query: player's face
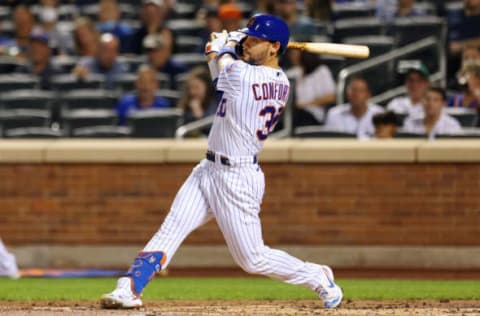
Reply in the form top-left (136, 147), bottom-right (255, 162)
top-left (242, 36), bottom-right (276, 65)
top-left (406, 72), bottom-right (429, 101)
top-left (423, 90), bottom-right (444, 118)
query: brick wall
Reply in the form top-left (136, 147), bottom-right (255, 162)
top-left (1, 163), bottom-right (479, 246)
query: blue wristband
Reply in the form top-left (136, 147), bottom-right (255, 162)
top-left (218, 46), bottom-right (238, 59)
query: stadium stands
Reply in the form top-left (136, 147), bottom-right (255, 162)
top-left (0, 0), bottom-right (476, 139)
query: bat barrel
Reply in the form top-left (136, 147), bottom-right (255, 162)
top-left (287, 42), bottom-right (370, 59)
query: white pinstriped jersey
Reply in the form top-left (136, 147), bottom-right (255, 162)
top-left (208, 60), bottom-right (290, 157)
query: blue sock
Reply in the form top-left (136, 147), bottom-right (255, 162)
top-left (126, 251), bottom-right (166, 295)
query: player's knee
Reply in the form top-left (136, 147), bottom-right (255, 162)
top-left (237, 255), bottom-right (269, 275)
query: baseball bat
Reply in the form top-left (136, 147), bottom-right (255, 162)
top-left (287, 42), bottom-right (370, 59)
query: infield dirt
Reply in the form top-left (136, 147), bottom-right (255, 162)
top-left (1, 300), bottom-right (479, 316)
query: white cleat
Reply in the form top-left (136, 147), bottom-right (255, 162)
top-left (318, 265), bottom-right (343, 309)
top-left (100, 277), bottom-right (143, 309)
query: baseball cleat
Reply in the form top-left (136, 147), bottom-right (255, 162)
top-left (318, 265), bottom-right (343, 309)
top-left (100, 277), bottom-right (143, 309)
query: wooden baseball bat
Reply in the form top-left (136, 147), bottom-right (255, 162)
top-left (287, 42), bottom-right (370, 59)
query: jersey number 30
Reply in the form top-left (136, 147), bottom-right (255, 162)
top-left (256, 105), bottom-right (284, 141)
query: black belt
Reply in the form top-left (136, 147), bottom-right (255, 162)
top-left (206, 150), bottom-right (257, 166)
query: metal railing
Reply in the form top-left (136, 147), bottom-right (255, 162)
top-left (175, 114), bottom-right (215, 139)
top-left (336, 34), bottom-right (446, 104)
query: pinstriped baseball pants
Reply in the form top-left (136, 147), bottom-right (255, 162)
top-left (144, 159), bottom-right (325, 292)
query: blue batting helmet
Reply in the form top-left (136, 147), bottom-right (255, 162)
top-left (240, 14), bottom-right (290, 54)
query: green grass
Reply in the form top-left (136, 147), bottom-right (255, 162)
top-left (0, 278), bottom-right (478, 301)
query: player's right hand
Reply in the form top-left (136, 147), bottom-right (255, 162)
top-left (227, 31), bottom-right (246, 43)
top-left (205, 30), bottom-right (228, 55)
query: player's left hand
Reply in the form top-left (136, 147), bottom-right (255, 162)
top-left (228, 31), bottom-right (246, 43)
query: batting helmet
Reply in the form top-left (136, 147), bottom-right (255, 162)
top-left (240, 14), bottom-right (290, 54)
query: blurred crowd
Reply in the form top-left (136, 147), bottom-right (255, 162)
top-left (0, 0), bottom-right (478, 139)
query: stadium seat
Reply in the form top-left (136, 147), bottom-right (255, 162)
top-left (157, 89), bottom-right (182, 106)
top-left (176, 36), bottom-right (203, 53)
top-left (391, 16), bottom-right (445, 46)
top-left (0, 74), bottom-right (38, 91)
top-left (0, 6), bottom-right (10, 22)
top-left (395, 131), bottom-right (427, 138)
top-left (3, 126), bottom-right (63, 139)
top-left (71, 125), bottom-right (131, 138)
top-left (114, 73), bottom-right (170, 92)
top-left (333, 17), bottom-right (384, 43)
top-left (0, 109), bottom-right (51, 135)
top-left (173, 3), bottom-right (196, 19)
top-left (0, 90), bottom-right (55, 110)
top-left (117, 55), bottom-right (146, 73)
top-left (342, 36), bottom-right (395, 58)
top-left (293, 126), bottom-right (356, 138)
top-left (59, 89), bottom-right (119, 110)
top-left (61, 109), bottom-right (118, 136)
top-left (0, 20), bottom-right (13, 38)
top-left (167, 19), bottom-right (203, 37)
top-left (51, 74), bottom-right (105, 91)
top-left (332, 2), bottom-right (376, 20)
top-left (51, 55), bottom-right (79, 73)
top-left (172, 53), bottom-right (206, 69)
top-left (436, 128), bottom-right (480, 139)
top-left (128, 109), bottom-right (183, 138)
top-left (444, 108), bottom-right (478, 127)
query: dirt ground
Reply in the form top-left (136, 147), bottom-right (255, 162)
top-left (1, 300), bottom-right (479, 316)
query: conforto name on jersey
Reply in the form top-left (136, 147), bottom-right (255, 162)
top-left (252, 82), bottom-right (289, 103)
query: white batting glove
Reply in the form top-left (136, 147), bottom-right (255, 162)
top-left (227, 31), bottom-right (246, 43)
top-left (205, 30), bottom-right (228, 55)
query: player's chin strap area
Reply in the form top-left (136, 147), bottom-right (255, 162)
top-left (126, 251), bottom-right (166, 296)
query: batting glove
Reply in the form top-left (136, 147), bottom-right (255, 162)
top-left (227, 31), bottom-right (246, 43)
top-left (205, 30), bottom-right (228, 55)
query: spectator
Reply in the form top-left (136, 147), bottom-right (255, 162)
top-left (451, 44), bottom-right (480, 89)
top-left (376, 0), bottom-right (428, 24)
top-left (144, 32), bottom-right (187, 89)
top-left (116, 65), bottom-right (171, 125)
top-left (218, 3), bottom-right (243, 32)
top-left (403, 87), bottom-right (462, 139)
top-left (195, 6), bottom-right (222, 53)
top-left (73, 17), bottom-right (99, 57)
top-left (38, 0), bottom-right (75, 56)
top-left (273, 0), bottom-right (317, 41)
top-left (177, 66), bottom-right (217, 135)
top-left (447, 0), bottom-right (480, 80)
top-left (0, 238), bottom-right (19, 279)
top-left (255, 0), bottom-right (275, 14)
top-left (12, 5), bottom-right (35, 60)
top-left (373, 111), bottom-right (401, 138)
top-left (387, 62), bottom-right (430, 117)
top-left (74, 33), bottom-right (129, 90)
top-left (287, 51), bottom-right (336, 126)
top-left (325, 77), bottom-right (384, 139)
top-left (448, 60), bottom-right (480, 114)
top-left (304, 0), bottom-right (332, 21)
top-left (131, 0), bottom-right (169, 54)
top-left (97, 0), bottom-right (134, 54)
top-left (448, 0), bottom-right (480, 56)
top-left (17, 28), bottom-right (62, 90)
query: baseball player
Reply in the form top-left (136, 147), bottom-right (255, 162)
top-left (100, 14), bottom-right (343, 309)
